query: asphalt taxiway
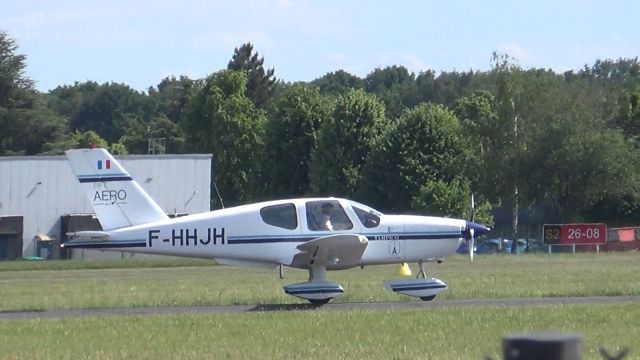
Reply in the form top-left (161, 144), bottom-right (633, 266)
top-left (2, 295), bottom-right (639, 320)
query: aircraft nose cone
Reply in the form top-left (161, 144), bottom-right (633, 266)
top-left (465, 221), bottom-right (491, 237)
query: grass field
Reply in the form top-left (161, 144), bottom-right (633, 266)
top-left (0, 304), bottom-right (637, 359)
top-left (1, 253), bottom-right (639, 359)
top-left (1, 253), bottom-right (639, 311)
top-left (0, 257), bottom-right (212, 272)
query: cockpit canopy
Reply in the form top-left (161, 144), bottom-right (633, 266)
top-left (258, 199), bottom-right (382, 231)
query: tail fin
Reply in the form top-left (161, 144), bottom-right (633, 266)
top-left (65, 148), bottom-right (169, 230)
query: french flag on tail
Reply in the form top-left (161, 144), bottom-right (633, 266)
top-left (97, 160), bottom-right (111, 170)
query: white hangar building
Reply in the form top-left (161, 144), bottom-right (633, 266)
top-left (0, 153), bottom-right (212, 260)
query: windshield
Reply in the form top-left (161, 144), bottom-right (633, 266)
top-left (348, 200), bottom-right (382, 228)
top-left (347, 201), bottom-right (383, 216)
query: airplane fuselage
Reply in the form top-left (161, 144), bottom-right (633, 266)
top-left (76, 198), bottom-right (466, 270)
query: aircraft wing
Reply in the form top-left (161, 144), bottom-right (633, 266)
top-left (290, 233), bottom-right (368, 269)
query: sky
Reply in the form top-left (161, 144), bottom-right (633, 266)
top-left (1, 0), bottom-right (638, 92)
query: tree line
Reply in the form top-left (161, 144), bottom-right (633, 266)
top-left (3, 30), bottom-right (640, 244)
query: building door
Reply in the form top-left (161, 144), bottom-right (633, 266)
top-left (0, 216), bottom-right (23, 260)
top-left (0, 234), bottom-right (8, 260)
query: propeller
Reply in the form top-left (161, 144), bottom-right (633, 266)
top-left (467, 194), bottom-right (475, 261)
top-left (463, 193), bottom-right (491, 261)
top-left (464, 194), bottom-right (491, 261)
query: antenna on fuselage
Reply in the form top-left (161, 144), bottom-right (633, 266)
top-left (213, 179), bottom-right (225, 209)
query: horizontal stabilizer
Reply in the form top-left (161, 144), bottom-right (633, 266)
top-left (62, 239), bottom-right (147, 249)
top-left (66, 231), bottom-right (110, 240)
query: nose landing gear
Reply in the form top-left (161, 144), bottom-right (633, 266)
top-left (384, 259), bottom-right (447, 301)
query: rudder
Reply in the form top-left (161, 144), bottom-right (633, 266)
top-left (65, 148), bottom-right (169, 230)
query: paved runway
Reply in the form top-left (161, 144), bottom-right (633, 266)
top-left (2, 295), bottom-right (639, 320)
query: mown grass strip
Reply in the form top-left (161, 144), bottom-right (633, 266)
top-left (0, 258), bottom-right (214, 272)
top-left (0, 253), bottom-right (638, 311)
top-left (0, 303), bottom-right (637, 359)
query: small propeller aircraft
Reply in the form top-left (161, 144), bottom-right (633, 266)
top-left (62, 148), bottom-right (490, 304)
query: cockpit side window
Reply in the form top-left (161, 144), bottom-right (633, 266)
top-left (306, 200), bottom-right (353, 231)
top-left (260, 203), bottom-right (297, 230)
top-left (353, 206), bottom-right (381, 228)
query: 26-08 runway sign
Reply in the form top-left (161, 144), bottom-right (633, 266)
top-left (543, 223), bottom-right (607, 245)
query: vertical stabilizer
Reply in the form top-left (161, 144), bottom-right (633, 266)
top-left (65, 148), bottom-right (169, 230)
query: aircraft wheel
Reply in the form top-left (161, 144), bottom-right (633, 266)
top-left (420, 295), bottom-right (436, 301)
top-left (308, 298), bottom-right (331, 305)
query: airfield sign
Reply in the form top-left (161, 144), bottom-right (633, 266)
top-left (543, 223), bottom-right (607, 245)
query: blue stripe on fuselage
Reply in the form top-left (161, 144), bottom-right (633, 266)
top-left (226, 232), bottom-right (462, 245)
top-left (227, 236), bottom-right (316, 244)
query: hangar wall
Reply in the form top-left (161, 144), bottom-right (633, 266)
top-left (0, 153), bottom-right (212, 259)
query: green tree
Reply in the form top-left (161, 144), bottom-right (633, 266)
top-left (148, 76), bottom-right (200, 124)
top-left (68, 130), bottom-right (128, 154)
top-left (48, 81), bottom-right (149, 143)
top-left (182, 70), bottom-right (266, 207)
top-left (412, 178), bottom-right (494, 226)
top-left (520, 77), bottom-right (639, 222)
top-left (227, 43), bottom-right (276, 109)
top-left (311, 70), bottom-right (364, 96)
top-left (264, 84), bottom-right (331, 198)
top-left (488, 53), bottom-right (526, 252)
top-left (309, 89), bottom-right (389, 197)
top-left (120, 115), bottom-right (184, 154)
top-left (109, 142), bottom-right (128, 155)
top-left (358, 103), bottom-right (469, 213)
top-left (614, 85), bottom-right (640, 142)
top-left (69, 130), bottom-right (108, 149)
top-left (578, 58), bottom-right (640, 89)
top-left (428, 70), bottom-right (475, 106)
top-left (365, 65), bottom-right (420, 119)
top-left (0, 32), bottom-right (67, 155)
top-left (454, 90), bottom-right (501, 201)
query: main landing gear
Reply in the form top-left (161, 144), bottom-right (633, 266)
top-left (283, 265), bottom-right (343, 305)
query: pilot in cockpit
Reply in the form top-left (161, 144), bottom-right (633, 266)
top-left (319, 202), bottom-right (335, 231)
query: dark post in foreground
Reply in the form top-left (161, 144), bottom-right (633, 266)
top-left (503, 332), bottom-right (582, 360)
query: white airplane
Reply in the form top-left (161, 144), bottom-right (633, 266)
top-left (62, 148), bottom-right (490, 305)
